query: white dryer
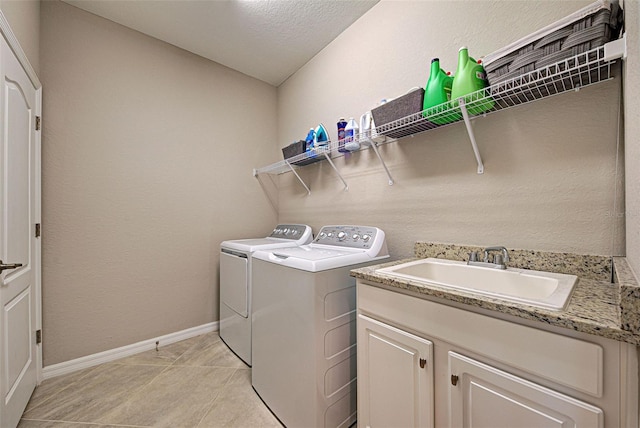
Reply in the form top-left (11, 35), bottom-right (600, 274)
top-left (219, 224), bottom-right (312, 366)
top-left (251, 225), bottom-right (389, 428)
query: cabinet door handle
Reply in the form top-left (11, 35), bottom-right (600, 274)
top-left (451, 374), bottom-right (459, 386)
top-left (419, 358), bottom-right (427, 369)
top-left (0, 261), bottom-right (23, 272)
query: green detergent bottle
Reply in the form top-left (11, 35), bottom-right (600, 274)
top-left (451, 47), bottom-right (494, 115)
top-left (422, 58), bottom-right (460, 125)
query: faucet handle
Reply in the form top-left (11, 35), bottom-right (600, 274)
top-left (484, 246), bottom-right (510, 263)
top-left (468, 251), bottom-right (478, 262)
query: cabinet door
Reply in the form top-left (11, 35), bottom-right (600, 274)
top-left (357, 314), bottom-right (434, 428)
top-left (449, 352), bottom-right (603, 428)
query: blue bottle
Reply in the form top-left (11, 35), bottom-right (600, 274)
top-left (337, 118), bottom-right (348, 152)
top-left (305, 128), bottom-right (315, 150)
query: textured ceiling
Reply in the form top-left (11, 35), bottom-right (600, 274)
top-left (62, 0), bottom-right (380, 86)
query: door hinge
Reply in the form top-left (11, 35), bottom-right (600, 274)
top-left (36, 329), bottom-right (42, 344)
top-left (451, 374), bottom-right (459, 386)
top-left (419, 358), bottom-right (427, 369)
top-left (35, 116), bottom-right (41, 131)
top-left (35, 223), bottom-right (41, 238)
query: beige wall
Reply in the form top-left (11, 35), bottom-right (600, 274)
top-left (0, 0), bottom-right (39, 74)
top-left (33, 0), bottom-right (639, 366)
top-left (40, 1), bottom-right (278, 365)
top-left (276, 0), bottom-right (625, 260)
top-left (624, 1), bottom-right (640, 278)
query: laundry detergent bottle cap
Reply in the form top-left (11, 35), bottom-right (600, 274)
top-left (451, 46), bottom-right (494, 115)
top-left (423, 58), bottom-right (458, 124)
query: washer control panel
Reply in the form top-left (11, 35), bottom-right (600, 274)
top-left (268, 224), bottom-right (310, 240)
top-left (313, 225), bottom-right (380, 249)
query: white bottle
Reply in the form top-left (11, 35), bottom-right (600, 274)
top-left (359, 111), bottom-right (372, 144)
top-left (344, 117), bottom-right (360, 151)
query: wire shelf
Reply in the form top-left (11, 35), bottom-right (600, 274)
top-left (375, 45), bottom-right (615, 138)
top-left (253, 135), bottom-right (389, 176)
top-left (254, 43), bottom-right (620, 178)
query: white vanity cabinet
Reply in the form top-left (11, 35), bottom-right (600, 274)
top-left (357, 315), bottom-right (434, 428)
top-left (356, 280), bottom-right (639, 428)
top-left (449, 352), bottom-right (603, 427)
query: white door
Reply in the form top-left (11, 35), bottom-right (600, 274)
top-left (0, 34), bottom-right (40, 428)
top-left (357, 314), bottom-right (434, 428)
top-left (449, 351), bottom-right (603, 428)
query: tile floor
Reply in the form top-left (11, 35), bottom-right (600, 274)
top-left (19, 332), bottom-right (283, 428)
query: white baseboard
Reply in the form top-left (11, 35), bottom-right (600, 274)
top-left (42, 322), bottom-right (218, 380)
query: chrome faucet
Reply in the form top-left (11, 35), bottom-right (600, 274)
top-left (468, 246), bottom-right (510, 270)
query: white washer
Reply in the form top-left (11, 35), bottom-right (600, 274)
top-left (251, 225), bottom-right (389, 428)
top-left (219, 224), bottom-right (312, 366)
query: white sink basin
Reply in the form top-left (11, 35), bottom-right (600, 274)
top-left (376, 258), bottom-right (578, 310)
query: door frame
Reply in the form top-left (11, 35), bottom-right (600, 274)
top-left (0, 10), bottom-right (42, 383)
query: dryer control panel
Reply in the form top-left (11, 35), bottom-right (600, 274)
top-left (268, 224), bottom-right (311, 240)
top-left (313, 225), bottom-right (381, 249)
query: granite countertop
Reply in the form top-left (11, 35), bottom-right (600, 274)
top-left (351, 242), bottom-right (640, 346)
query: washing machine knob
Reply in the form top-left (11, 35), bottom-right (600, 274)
top-left (352, 234), bottom-right (360, 241)
top-left (337, 231), bottom-right (347, 241)
top-left (362, 234), bottom-right (371, 242)
top-left (292, 229), bottom-right (298, 235)
top-left (327, 232), bottom-right (334, 238)
top-left (319, 232), bottom-right (327, 239)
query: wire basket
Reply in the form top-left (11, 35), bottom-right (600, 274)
top-left (371, 88), bottom-right (427, 138)
top-left (281, 140), bottom-right (323, 166)
top-left (483, 0), bottom-right (622, 86)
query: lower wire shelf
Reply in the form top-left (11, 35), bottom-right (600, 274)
top-left (252, 133), bottom-right (395, 194)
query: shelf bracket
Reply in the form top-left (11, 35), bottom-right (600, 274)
top-left (367, 140), bottom-right (394, 185)
top-left (322, 152), bottom-right (348, 191)
top-left (285, 160), bottom-right (311, 195)
top-left (458, 98), bottom-right (485, 175)
top-left (604, 33), bottom-right (626, 61)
